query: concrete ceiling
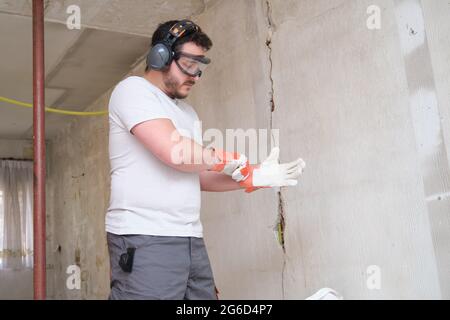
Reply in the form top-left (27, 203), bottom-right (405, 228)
top-left (0, 0), bottom-right (213, 139)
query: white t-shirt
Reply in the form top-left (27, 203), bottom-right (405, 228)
top-left (105, 76), bottom-right (203, 237)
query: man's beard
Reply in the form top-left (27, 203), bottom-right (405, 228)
top-left (163, 72), bottom-right (195, 100)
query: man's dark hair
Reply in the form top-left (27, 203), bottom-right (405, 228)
top-left (145, 20), bottom-right (213, 72)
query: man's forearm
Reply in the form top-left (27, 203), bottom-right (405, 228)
top-left (132, 119), bottom-right (217, 173)
top-left (169, 136), bottom-right (216, 173)
top-left (199, 171), bottom-right (244, 192)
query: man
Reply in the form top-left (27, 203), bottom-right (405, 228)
top-left (106, 20), bottom-right (305, 300)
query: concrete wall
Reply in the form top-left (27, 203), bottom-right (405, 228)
top-left (0, 139), bottom-right (33, 159)
top-left (420, 0), bottom-right (450, 299)
top-left (46, 91), bottom-right (111, 299)
top-left (187, 0), bottom-right (285, 299)
top-left (45, 0), bottom-right (450, 299)
top-left (188, 0), bottom-right (449, 299)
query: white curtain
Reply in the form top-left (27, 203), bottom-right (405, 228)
top-left (0, 160), bottom-right (33, 269)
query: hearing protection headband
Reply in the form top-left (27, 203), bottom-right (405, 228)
top-left (147, 20), bottom-right (202, 71)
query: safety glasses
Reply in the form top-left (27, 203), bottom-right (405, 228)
top-left (174, 52), bottom-right (211, 78)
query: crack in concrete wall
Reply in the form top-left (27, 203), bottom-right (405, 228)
top-left (265, 0), bottom-right (287, 300)
top-left (265, 0), bottom-right (275, 115)
top-left (277, 191), bottom-right (287, 299)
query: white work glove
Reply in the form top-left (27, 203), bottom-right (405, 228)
top-left (233, 147), bottom-right (306, 193)
top-left (209, 149), bottom-right (249, 177)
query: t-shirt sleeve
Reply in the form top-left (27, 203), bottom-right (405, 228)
top-left (109, 80), bottom-right (171, 133)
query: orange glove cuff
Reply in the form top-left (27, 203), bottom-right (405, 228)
top-left (210, 149), bottom-right (240, 172)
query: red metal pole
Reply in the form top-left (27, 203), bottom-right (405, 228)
top-left (32, 0), bottom-right (46, 300)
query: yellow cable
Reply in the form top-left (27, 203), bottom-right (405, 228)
top-left (0, 96), bottom-right (107, 116)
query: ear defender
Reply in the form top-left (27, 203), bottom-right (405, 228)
top-left (147, 20), bottom-right (199, 71)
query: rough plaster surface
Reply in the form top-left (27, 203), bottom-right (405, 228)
top-left (188, 0), bottom-right (284, 299)
top-left (0, 139), bottom-right (33, 159)
top-left (191, 0), bottom-right (448, 299)
top-left (44, 0), bottom-right (450, 299)
top-left (270, 0), bottom-right (443, 299)
top-left (46, 92), bottom-right (111, 299)
top-left (420, 0), bottom-right (450, 299)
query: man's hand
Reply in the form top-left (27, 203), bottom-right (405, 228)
top-left (209, 149), bottom-right (249, 177)
top-left (233, 147), bottom-right (306, 193)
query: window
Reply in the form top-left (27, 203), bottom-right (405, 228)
top-left (0, 160), bottom-right (33, 269)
